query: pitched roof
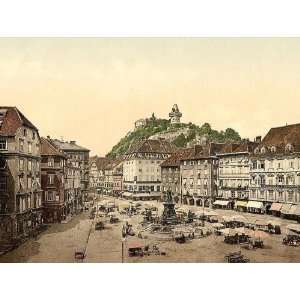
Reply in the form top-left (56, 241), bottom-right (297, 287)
top-left (0, 106), bottom-right (39, 136)
top-left (126, 139), bottom-right (177, 155)
top-left (94, 157), bottom-right (113, 171)
top-left (52, 139), bottom-right (90, 152)
top-left (180, 143), bottom-right (229, 160)
top-left (215, 141), bottom-right (258, 155)
top-left (40, 137), bottom-right (65, 157)
top-left (161, 148), bottom-right (194, 167)
top-left (255, 123), bottom-right (300, 155)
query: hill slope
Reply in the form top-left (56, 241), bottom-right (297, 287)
top-left (106, 115), bottom-right (242, 158)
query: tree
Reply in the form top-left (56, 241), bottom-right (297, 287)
top-left (173, 134), bottom-right (187, 148)
top-left (224, 128), bottom-right (241, 141)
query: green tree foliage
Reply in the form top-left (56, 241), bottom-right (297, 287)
top-left (106, 117), bottom-right (242, 158)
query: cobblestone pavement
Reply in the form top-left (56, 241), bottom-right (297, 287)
top-left (1, 196), bottom-right (300, 263)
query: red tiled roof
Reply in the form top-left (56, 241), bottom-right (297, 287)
top-left (0, 106), bottom-right (38, 136)
top-left (215, 141), bottom-right (259, 155)
top-left (161, 148), bottom-right (194, 167)
top-left (41, 137), bottom-right (65, 157)
top-left (126, 139), bottom-right (177, 155)
top-left (255, 123), bottom-right (300, 155)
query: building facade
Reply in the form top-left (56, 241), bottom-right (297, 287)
top-left (123, 139), bottom-right (176, 200)
top-left (40, 137), bottom-right (67, 223)
top-left (161, 148), bottom-right (193, 203)
top-left (216, 140), bottom-right (258, 210)
top-left (180, 143), bottom-right (223, 207)
top-left (89, 157), bottom-right (113, 194)
top-left (52, 139), bottom-right (90, 207)
top-left (0, 107), bottom-right (43, 245)
top-left (249, 124), bottom-right (300, 215)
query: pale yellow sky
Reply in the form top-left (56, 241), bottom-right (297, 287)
top-left (1, 38), bottom-right (300, 156)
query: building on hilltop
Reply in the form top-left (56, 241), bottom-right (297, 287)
top-left (169, 104), bottom-right (182, 124)
top-left (122, 139), bottom-right (177, 201)
top-left (134, 118), bottom-right (147, 129)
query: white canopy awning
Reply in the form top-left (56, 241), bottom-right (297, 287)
top-left (122, 192), bottom-right (132, 197)
top-left (247, 201), bottom-right (263, 209)
top-left (213, 200), bottom-right (230, 206)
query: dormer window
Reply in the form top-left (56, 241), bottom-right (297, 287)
top-left (261, 147), bottom-right (266, 154)
top-left (271, 146), bottom-right (276, 153)
top-left (254, 147), bottom-right (260, 154)
top-left (285, 143), bottom-right (293, 152)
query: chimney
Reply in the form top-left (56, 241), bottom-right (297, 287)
top-left (47, 135), bottom-right (51, 139)
top-left (255, 136), bottom-right (261, 143)
top-left (70, 141), bottom-right (76, 145)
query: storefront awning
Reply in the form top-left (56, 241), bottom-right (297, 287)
top-left (122, 192), bottom-right (132, 197)
top-left (293, 205), bottom-right (300, 216)
top-left (213, 200), bottom-right (230, 206)
top-left (132, 192), bottom-right (161, 198)
top-left (270, 202), bottom-right (282, 212)
top-left (280, 203), bottom-right (292, 215)
top-left (236, 200), bottom-right (248, 208)
top-left (247, 201), bottom-right (263, 209)
top-left (286, 205), bottom-right (298, 215)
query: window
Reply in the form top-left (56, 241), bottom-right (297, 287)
top-left (48, 175), bottom-right (54, 184)
top-left (28, 142), bottom-right (32, 153)
top-left (269, 190), bottom-right (274, 200)
top-left (0, 177), bottom-right (7, 190)
top-left (28, 160), bottom-right (32, 171)
top-left (288, 191), bottom-right (294, 202)
top-left (19, 139), bottom-right (24, 152)
top-left (36, 143), bottom-right (40, 154)
top-left (32, 132), bottom-right (36, 140)
top-left (278, 191), bottom-right (283, 199)
top-left (278, 175), bottom-right (284, 184)
top-left (48, 158), bottom-right (54, 167)
top-left (0, 139), bottom-right (7, 150)
top-left (19, 159), bottom-right (24, 171)
top-left (27, 177), bottom-right (32, 189)
top-left (47, 191), bottom-right (54, 201)
top-left (23, 129), bottom-right (27, 137)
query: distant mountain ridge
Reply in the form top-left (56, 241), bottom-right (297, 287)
top-left (106, 113), bottom-right (242, 159)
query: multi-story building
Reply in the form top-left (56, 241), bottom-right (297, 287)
top-left (180, 143), bottom-right (223, 207)
top-left (161, 148), bottom-right (193, 203)
top-left (249, 124), bottom-right (300, 216)
top-left (123, 139), bottom-right (176, 201)
top-left (0, 107), bottom-right (43, 245)
top-left (112, 160), bottom-right (123, 197)
top-left (51, 139), bottom-right (90, 207)
top-left (89, 157), bottom-right (112, 194)
top-left (215, 140), bottom-right (259, 211)
top-left (40, 137), bottom-right (67, 223)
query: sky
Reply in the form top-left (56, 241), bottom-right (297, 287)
top-left (1, 37), bottom-right (300, 156)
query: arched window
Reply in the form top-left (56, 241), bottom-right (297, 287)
top-left (261, 147), bottom-right (266, 154)
top-left (254, 147), bottom-right (260, 154)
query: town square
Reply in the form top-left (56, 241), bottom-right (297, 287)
top-left (1, 102), bottom-right (300, 263)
